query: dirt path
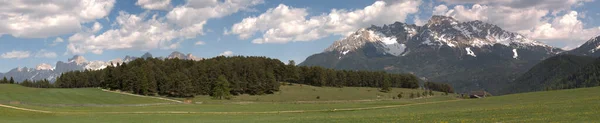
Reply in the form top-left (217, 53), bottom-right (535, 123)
top-left (100, 89), bottom-right (182, 103)
top-left (0, 104), bottom-right (51, 113)
top-left (0, 99), bottom-right (462, 115)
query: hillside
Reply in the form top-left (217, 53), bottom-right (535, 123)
top-left (502, 55), bottom-right (596, 94)
top-left (0, 84), bottom-right (171, 104)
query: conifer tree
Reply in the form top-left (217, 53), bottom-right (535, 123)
top-left (9, 77), bottom-right (14, 84)
top-left (1, 77), bottom-right (7, 84)
top-left (212, 75), bottom-right (231, 100)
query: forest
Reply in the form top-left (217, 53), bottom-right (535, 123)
top-left (49, 56), bottom-right (421, 97)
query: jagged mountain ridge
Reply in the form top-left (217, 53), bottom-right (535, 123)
top-left (0, 51), bottom-right (203, 83)
top-left (301, 15), bottom-right (564, 94)
top-left (564, 36), bottom-right (600, 57)
top-left (325, 16), bottom-right (561, 60)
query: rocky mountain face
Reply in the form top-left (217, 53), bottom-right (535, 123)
top-left (301, 16), bottom-right (563, 94)
top-left (167, 51), bottom-right (203, 61)
top-left (0, 51), bottom-right (203, 83)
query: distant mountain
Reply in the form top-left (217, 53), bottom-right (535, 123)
top-left (141, 52), bottom-right (153, 59)
top-left (300, 15), bottom-right (563, 94)
top-left (502, 55), bottom-right (596, 94)
top-left (0, 51), bottom-right (205, 83)
top-left (167, 51), bottom-right (203, 61)
top-left (167, 51), bottom-right (186, 59)
top-left (564, 36), bottom-right (600, 57)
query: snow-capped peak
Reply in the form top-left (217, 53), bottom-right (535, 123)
top-left (423, 17), bottom-right (550, 49)
top-left (35, 63), bottom-right (54, 71)
top-left (325, 28), bottom-right (407, 56)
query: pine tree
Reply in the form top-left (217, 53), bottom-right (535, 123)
top-left (9, 77), bottom-right (14, 84)
top-left (381, 75), bottom-right (391, 92)
top-left (211, 75), bottom-right (231, 100)
top-left (1, 77), bottom-right (7, 84)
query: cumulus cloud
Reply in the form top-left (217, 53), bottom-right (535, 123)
top-left (195, 41), bottom-right (206, 45)
top-left (229, 0), bottom-right (422, 44)
top-left (50, 37), bottom-right (64, 46)
top-left (91, 22), bottom-right (103, 33)
top-left (35, 49), bottom-right (57, 58)
top-left (0, 0), bottom-right (115, 38)
top-left (1, 50), bottom-right (31, 59)
top-left (219, 50), bottom-right (234, 56)
top-left (136, 0), bottom-right (172, 10)
top-left (66, 0), bottom-right (263, 55)
top-left (440, 0), bottom-right (591, 10)
top-left (67, 12), bottom-right (180, 55)
top-left (167, 0), bottom-right (264, 38)
top-left (527, 11), bottom-right (600, 44)
top-left (434, 0), bottom-right (599, 47)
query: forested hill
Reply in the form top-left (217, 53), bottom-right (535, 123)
top-left (54, 56), bottom-right (421, 97)
top-left (503, 55), bottom-right (600, 94)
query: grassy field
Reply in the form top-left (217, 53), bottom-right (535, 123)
top-left (187, 83), bottom-right (445, 103)
top-left (0, 84), bottom-right (599, 122)
top-left (0, 84), bottom-right (171, 104)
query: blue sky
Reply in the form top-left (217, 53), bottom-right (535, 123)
top-left (1, 0), bottom-right (599, 72)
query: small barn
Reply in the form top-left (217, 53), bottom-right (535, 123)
top-left (469, 91), bottom-right (491, 98)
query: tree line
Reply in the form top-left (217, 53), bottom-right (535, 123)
top-left (424, 81), bottom-right (454, 94)
top-left (0, 77), bottom-right (15, 84)
top-left (53, 56), bottom-right (421, 97)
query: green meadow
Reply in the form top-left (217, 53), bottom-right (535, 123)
top-left (0, 84), bottom-right (599, 122)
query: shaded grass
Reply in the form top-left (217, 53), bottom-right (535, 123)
top-left (187, 83), bottom-right (445, 103)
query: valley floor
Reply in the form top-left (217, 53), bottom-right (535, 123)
top-left (0, 84), bottom-right (599, 122)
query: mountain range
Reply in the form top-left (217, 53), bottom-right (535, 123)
top-left (300, 15), bottom-right (599, 94)
top-left (0, 51), bottom-right (202, 83)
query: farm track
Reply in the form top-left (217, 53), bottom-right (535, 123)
top-left (100, 89), bottom-right (183, 103)
top-left (0, 99), bottom-right (462, 115)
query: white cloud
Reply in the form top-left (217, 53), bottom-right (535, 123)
top-left (136, 0), bottom-right (172, 10)
top-left (167, 0), bottom-right (264, 38)
top-left (195, 40), bottom-right (206, 45)
top-left (34, 49), bottom-right (57, 58)
top-left (0, 0), bottom-right (115, 38)
top-left (91, 22), bottom-right (103, 33)
top-left (1, 50), bottom-right (31, 59)
top-left (526, 11), bottom-right (600, 44)
top-left (219, 50), bottom-right (234, 56)
top-left (440, 0), bottom-right (591, 10)
top-left (67, 12), bottom-right (179, 55)
top-left (229, 0), bottom-right (422, 44)
top-left (66, 0), bottom-right (263, 55)
top-left (433, 5), bottom-right (448, 15)
top-left (50, 37), bottom-right (64, 46)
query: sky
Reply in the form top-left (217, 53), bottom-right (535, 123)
top-left (0, 0), bottom-right (599, 72)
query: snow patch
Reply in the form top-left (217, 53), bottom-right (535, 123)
top-left (512, 49), bottom-right (518, 59)
top-left (380, 36), bottom-right (397, 45)
top-left (342, 50), bottom-right (350, 55)
top-left (466, 47), bottom-right (476, 57)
